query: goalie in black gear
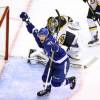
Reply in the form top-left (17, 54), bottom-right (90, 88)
top-left (83, 0), bottom-right (100, 46)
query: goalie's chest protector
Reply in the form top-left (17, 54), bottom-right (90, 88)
top-left (53, 23), bottom-right (75, 47)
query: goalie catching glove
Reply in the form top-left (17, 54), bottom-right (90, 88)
top-left (51, 43), bottom-right (59, 52)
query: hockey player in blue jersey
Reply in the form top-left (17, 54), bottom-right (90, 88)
top-left (20, 12), bottom-right (76, 96)
top-left (27, 15), bottom-right (81, 65)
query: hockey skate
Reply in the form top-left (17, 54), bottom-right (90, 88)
top-left (37, 85), bottom-right (51, 96)
top-left (67, 77), bottom-right (76, 89)
top-left (88, 35), bottom-right (100, 47)
top-left (70, 77), bottom-right (76, 89)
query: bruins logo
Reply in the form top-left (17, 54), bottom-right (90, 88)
top-left (58, 34), bottom-right (66, 44)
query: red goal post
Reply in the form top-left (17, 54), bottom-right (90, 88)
top-left (0, 6), bottom-right (9, 60)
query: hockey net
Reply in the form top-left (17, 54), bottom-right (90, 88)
top-left (0, 6), bottom-right (9, 60)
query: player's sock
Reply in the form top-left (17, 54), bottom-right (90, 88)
top-left (37, 85), bottom-right (51, 96)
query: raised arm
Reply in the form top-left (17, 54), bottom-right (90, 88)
top-left (20, 12), bottom-right (43, 48)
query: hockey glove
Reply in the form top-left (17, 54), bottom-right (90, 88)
top-left (26, 23), bottom-right (35, 33)
top-left (20, 12), bottom-right (29, 22)
top-left (51, 43), bottom-right (59, 52)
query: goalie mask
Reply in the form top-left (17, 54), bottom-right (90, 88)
top-left (47, 17), bottom-right (58, 34)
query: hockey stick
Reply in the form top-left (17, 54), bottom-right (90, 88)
top-left (44, 9), bottom-right (61, 89)
top-left (71, 56), bottom-right (98, 69)
top-left (55, 9), bottom-right (61, 36)
top-left (44, 51), bottom-right (54, 89)
top-left (86, 1), bottom-right (100, 26)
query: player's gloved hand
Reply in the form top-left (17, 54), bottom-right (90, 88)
top-left (26, 23), bottom-right (35, 33)
top-left (83, 0), bottom-right (87, 3)
top-left (20, 12), bottom-right (29, 22)
top-left (51, 43), bottom-right (59, 52)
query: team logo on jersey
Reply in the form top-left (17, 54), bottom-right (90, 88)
top-left (47, 41), bottom-right (53, 45)
top-left (58, 34), bottom-right (66, 44)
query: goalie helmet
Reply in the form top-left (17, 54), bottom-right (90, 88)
top-left (47, 17), bottom-right (58, 34)
top-left (55, 16), bottom-right (67, 28)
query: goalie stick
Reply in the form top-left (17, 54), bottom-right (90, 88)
top-left (71, 56), bottom-right (98, 69)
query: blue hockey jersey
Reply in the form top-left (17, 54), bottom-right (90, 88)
top-left (26, 23), bottom-right (68, 64)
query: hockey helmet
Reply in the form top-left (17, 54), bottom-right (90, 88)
top-left (38, 28), bottom-right (49, 37)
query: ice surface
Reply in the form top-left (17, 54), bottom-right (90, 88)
top-left (0, 58), bottom-right (81, 100)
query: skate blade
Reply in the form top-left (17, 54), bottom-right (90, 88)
top-left (88, 41), bottom-right (100, 47)
top-left (37, 92), bottom-right (50, 97)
